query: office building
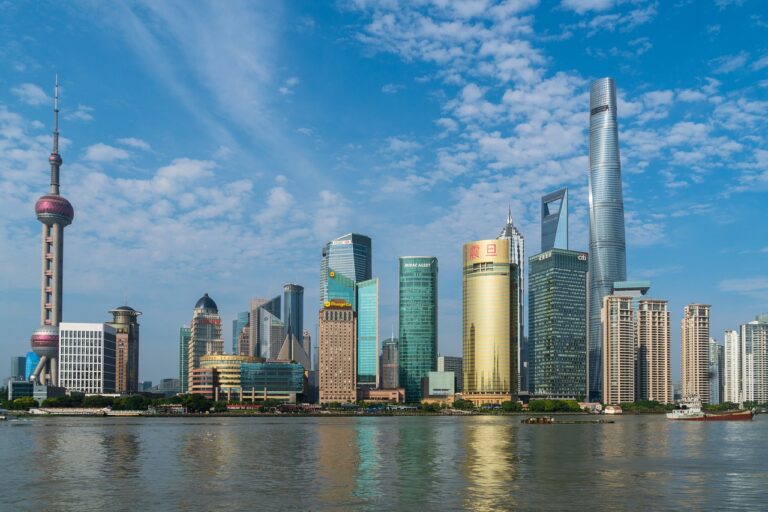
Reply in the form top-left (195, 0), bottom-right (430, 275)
top-left (25, 352), bottom-right (41, 380)
top-left (498, 209), bottom-right (525, 393)
top-left (601, 296), bottom-right (635, 405)
top-left (200, 353), bottom-right (259, 401)
top-left (541, 188), bottom-right (569, 252)
top-left (462, 240), bottom-right (516, 405)
top-left (302, 330), bottom-right (311, 356)
top-left (528, 249), bottom-right (588, 399)
top-left (319, 300), bottom-right (357, 404)
top-left (356, 278), bottom-right (379, 389)
top-left (741, 314), bottom-right (768, 404)
top-left (11, 357), bottom-right (26, 380)
top-left (232, 311), bottom-right (249, 354)
top-left (108, 305), bottom-right (142, 394)
top-left (179, 326), bottom-right (191, 393)
top-left (277, 284), bottom-right (311, 369)
top-left (188, 293), bottom-right (223, 391)
top-left (241, 361), bottom-right (305, 402)
top-left (380, 338), bottom-right (399, 389)
top-left (587, 77), bottom-right (628, 402)
top-left (29, 79), bottom-right (75, 387)
top-left (320, 233), bottom-right (372, 305)
top-left (248, 296), bottom-right (283, 359)
top-left (421, 371), bottom-right (455, 402)
top-left (724, 330), bottom-right (741, 404)
top-left (708, 338), bottom-right (724, 405)
top-left (399, 256), bottom-right (438, 402)
top-left (190, 368), bottom-right (217, 400)
top-left (636, 299), bottom-right (672, 404)
top-left (682, 304), bottom-right (711, 403)
top-left (438, 355), bottom-right (463, 393)
top-left (58, 322), bottom-right (116, 394)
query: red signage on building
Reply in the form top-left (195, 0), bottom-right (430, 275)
top-left (469, 245), bottom-right (480, 259)
top-left (486, 244), bottom-right (496, 256)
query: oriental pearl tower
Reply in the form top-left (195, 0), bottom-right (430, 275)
top-left (29, 77), bottom-right (74, 386)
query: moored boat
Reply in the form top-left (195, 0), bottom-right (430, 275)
top-left (666, 396), bottom-right (753, 421)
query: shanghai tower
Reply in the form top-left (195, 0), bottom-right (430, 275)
top-left (29, 77), bottom-right (74, 386)
top-left (587, 77), bottom-right (626, 402)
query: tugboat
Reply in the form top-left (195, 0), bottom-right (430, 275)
top-left (666, 396), bottom-right (754, 421)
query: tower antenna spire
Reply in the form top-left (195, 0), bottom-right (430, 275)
top-left (507, 204), bottom-right (513, 225)
top-left (49, 75), bottom-right (62, 194)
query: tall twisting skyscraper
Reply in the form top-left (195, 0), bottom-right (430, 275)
top-left (587, 77), bottom-right (627, 402)
top-left (498, 209), bottom-right (525, 392)
top-left (30, 78), bottom-right (75, 386)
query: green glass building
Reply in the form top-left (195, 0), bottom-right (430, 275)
top-left (528, 249), bottom-right (588, 400)
top-left (357, 278), bottom-right (379, 388)
top-left (399, 256), bottom-right (438, 402)
top-left (179, 325), bottom-right (191, 393)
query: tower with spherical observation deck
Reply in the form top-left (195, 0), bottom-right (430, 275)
top-left (29, 77), bottom-right (74, 386)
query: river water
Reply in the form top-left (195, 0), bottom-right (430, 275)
top-left (1, 414), bottom-right (766, 511)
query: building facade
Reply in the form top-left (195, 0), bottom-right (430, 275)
top-left (587, 77), bottom-right (628, 402)
top-left (249, 296), bottom-right (283, 359)
top-left (528, 249), bottom-right (588, 400)
top-left (399, 256), bottom-right (438, 403)
top-left (741, 315), bottom-right (768, 404)
top-left (682, 304), bottom-right (711, 403)
top-left (320, 233), bottom-right (372, 305)
top-left (200, 353), bottom-right (260, 401)
top-left (356, 278), bottom-right (379, 389)
top-left (58, 322), bottom-right (116, 394)
top-left (498, 210), bottom-right (525, 393)
top-left (188, 294), bottom-right (223, 391)
top-left (232, 311), bottom-right (249, 354)
top-left (438, 355), bottom-right (463, 393)
top-left (30, 79), bottom-right (75, 387)
top-left (636, 299), bottom-right (672, 403)
top-left (25, 352), bottom-right (41, 380)
top-left (541, 188), bottom-right (569, 252)
top-left (724, 329), bottom-right (741, 404)
top-left (319, 301), bottom-right (357, 404)
top-left (708, 338), bottom-right (724, 405)
top-left (277, 284), bottom-right (311, 369)
top-left (462, 239), bottom-right (517, 405)
top-left (380, 338), bottom-right (399, 389)
top-left (108, 305), bottom-right (142, 394)
top-left (11, 357), bottom-right (26, 380)
top-left (241, 361), bottom-right (305, 401)
top-left (601, 296), bottom-right (635, 405)
top-left (179, 326), bottom-right (191, 393)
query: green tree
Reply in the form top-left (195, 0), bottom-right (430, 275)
top-left (212, 401), bottom-right (228, 413)
top-left (501, 400), bottom-right (522, 412)
top-left (82, 395), bottom-right (114, 408)
top-left (453, 399), bottom-right (475, 411)
top-left (12, 397), bottom-right (37, 410)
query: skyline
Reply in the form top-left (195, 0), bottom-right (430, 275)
top-left (1, 1), bottom-right (768, 384)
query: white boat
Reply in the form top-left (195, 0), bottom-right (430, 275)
top-left (666, 397), bottom-right (704, 420)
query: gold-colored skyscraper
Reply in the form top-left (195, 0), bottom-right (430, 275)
top-left (637, 299), bottom-right (672, 404)
top-left (462, 238), bottom-right (518, 405)
top-left (682, 304), bottom-right (711, 402)
top-left (319, 300), bottom-right (357, 404)
top-left (601, 295), bottom-right (635, 405)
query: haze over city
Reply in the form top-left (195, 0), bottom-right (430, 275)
top-left (1, 0), bottom-right (767, 384)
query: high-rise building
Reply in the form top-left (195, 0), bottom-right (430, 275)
top-left (541, 188), bottom-right (569, 252)
top-left (438, 355), bottom-right (463, 393)
top-left (29, 78), bottom-right (75, 387)
top-left (528, 249), bottom-right (588, 400)
top-left (498, 210), bottom-right (525, 393)
top-left (200, 353), bottom-right (260, 401)
top-left (682, 304), bottom-right (711, 403)
top-left (380, 338), bottom-right (399, 389)
top-left (249, 296), bottom-right (282, 359)
top-left (601, 296), bottom-right (635, 405)
top-left (320, 233), bottom-right (372, 305)
top-left (587, 77), bottom-right (628, 402)
top-left (724, 329), bottom-right (741, 404)
top-left (108, 305), bottom-right (142, 394)
top-left (241, 361), bottom-right (305, 402)
top-left (24, 352), bottom-right (41, 381)
top-left (179, 326), bottom-right (191, 393)
top-left (636, 299), bottom-right (672, 404)
top-left (232, 311), bottom-right (249, 354)
top-left (302, 330), bottom-right (311, 356)
top-left (188, 294), bottom-right (223, 391)
top-left (277, 284), bottom-right (310, 369)
top-left (11, 357), bottom-right (26, 380)
top-left (399, 256), bottom-right (438, 403)
top-left (59, 322), bottom-right (116, 394)
top-left (356, 278), bottom-right (378, 389)
top-left (319, 300), bottom-right (357, 404)
top-left (708, 338), bottom-right (724, 405)
top-left (462, 240), bottom-right (517, 405)
top-left (741, 314), bottom-right (768, 404)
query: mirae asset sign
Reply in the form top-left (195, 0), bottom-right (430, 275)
top-left (403, 262), bottom-right (434, 268)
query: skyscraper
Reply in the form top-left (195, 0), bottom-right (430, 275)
top-left (356, 278), bottom-right (379, 388)
top-left (462, 240), bottom-right (517, 405)
top-left (587, 77), bottom-right (627, 402)
top-left (741, 314), bottom-right (768, 404)
top-left (10, 357), bottom-right (26, 380)
top-left (528, 249), bottom-right (588, 399)
top-left (380, 338), bottom-right (399, 389)
top-left (601, 296), bottom-right (635, 405)
top-left (708, 338), bottom-right (724, 405)
top-left (399, 256), bottom-right (438, 402)
top-left (277, 284), bottom-right (310, 369)
top-left (59, 323), bottom-right (116, 394)
top-left (29, 78), bottom-right (75, 387)
top-left (724, 329), bottom-right (741, 404)
top-left (248, 296), bottom-right (282, 359)
top-left (179, 326), bottom-right (190, 393)
top-left (438, 355), bottom-right (463, 393)
top-left (682, 304), bottom-right (711, 403)
top-left (188, 293), bottom-right (223, 391)
top-left (320, 233), bottom-right (372, 305)
top-left (498, 209), bottom-right (525, 393)
top-left (319, 300), bottom-right (357, 404)
top-left (636, 299), bottom-right (672, 404)
top-left (232, 311), bottom-right (249, 354)
top-left (541, 188), bottom-right (568, 252)
top-left (108, 305), bottom-right (142, 394)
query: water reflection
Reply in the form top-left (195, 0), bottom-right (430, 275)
top-left (462, 417), bottom-right (518, 511)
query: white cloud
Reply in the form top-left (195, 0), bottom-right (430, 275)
top-left (11, 83), bottom-right (50, 106)
top-left (279, 76), bottom-right (300, 95)
top-left (561, 0), bottom-right (614, 14)
top-left (710, 51), bottom-right (750, 74)
top-left (83, 143), bottom-right (131, 162)
top-left (381, 83), bottom-right (404, 94)
top-left (117, 137), bottom-right (151, 151)
top-left (752, 54), bottom-right (768, 71)
top-left (66, 104), bottom-right (94, 122)
top-left (386, 136), bottom-right (421, 153)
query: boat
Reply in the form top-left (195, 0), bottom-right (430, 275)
top-left (666, 396), bottom-right (754, 421)
top-left (604, 405), bottom-right (623, 415)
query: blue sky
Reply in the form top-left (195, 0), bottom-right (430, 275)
top-left (1, 0), bottom-right (766, 384)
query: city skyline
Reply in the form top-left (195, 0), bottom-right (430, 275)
top-left (1, 2), bottom-right (767, 384)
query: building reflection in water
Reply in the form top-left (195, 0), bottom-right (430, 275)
top-left (461, 417), bottom-right (518, 511)
top-left (353, 419), bottom-right (383, 501)
top-left (316, 419), bottom-right (361, 509)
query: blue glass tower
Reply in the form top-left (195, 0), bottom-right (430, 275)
top-left (356, 278), bottom-right (379, 388)
top-left (283, 284), bottom-right (304, 347)
top-left (320, 233), bottom-right (372, 305)
top-left (587, 77), bottom-right (627, 402)
top-left (232, 311), bottom-right (249, 354)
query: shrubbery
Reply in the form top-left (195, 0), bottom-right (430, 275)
top-left (528, 399), bottom-right (582, 413)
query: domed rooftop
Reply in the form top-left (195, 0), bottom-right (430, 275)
top-left (115, 305), bottom-right (135, 311)
top-left (35, 194), bottom-right (74, 226)
top-left (195, 293), bottom-right (218, 311)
